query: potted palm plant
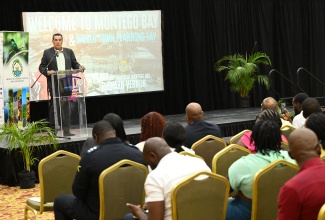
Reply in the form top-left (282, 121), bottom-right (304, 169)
top-left (215, 51), bottom-right (272, 107)
top-left (0, 119), bottom-right (58, 189)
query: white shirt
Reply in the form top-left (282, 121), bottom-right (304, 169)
top-left (145, 152), bottom-right (211, 220)
top-left (56, 49), bottom-right (66, 70)
top-left (292, 111), bottom-right (306, 129)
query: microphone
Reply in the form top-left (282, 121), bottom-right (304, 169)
top-left (31, 50), bottom-right (58, 88)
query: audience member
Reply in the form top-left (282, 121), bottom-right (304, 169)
top-left (261, 97), bottom-right (292, 126)
top-left (226, 120), bottom-right (295, 220)
top-left (305, 112), bottom-right (325, 157)
top-left (136, 111), bottom-right (165, 151)
top-left (236, 109), bottom-right (287, 153)
top-left (162, 121), bottom-right (195, 154)
top-left (291, 93), bottom-right (309, 128)
top-left (124, 137), bottom-right (210, 220)
top-left (183, 102), bottom-right (221, 148)
top-left (302, 97), bottom-right (323, 119)
top-left (54, 120), bottom-right (145, 220)
top-left (80, 113), bottom-right (130, 156)
top-left (278, 128), bottom-right (325, 220)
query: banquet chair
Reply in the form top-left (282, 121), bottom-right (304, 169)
top-left (212, 144), bottom-right (250, 197)
top-left (251, 159), bottom-right (299, 220)
top-left (24, 150), bottom-right (81, 220)
top-left (171, 171), bottom-right (229, 220)
top-left (212, 144), bottom-right (251, 177)
top-left (191, 135), bottom-right (227, 169)
top-left (98, 159), bottom-right (148, 220)
top-left (318, 203), bottom-right (325, 220)
top-left (229, 129), bottom-right (251, 145)
top-left (280, 125), bottom-right (295, 140)
top-left (321, 154), bottom-right (325, 162)
top-left (179, 151), bottom-right (204, 161)
top-left (280, 141), bottom-right (289, 151)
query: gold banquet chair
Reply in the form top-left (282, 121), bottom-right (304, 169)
top-left (24, 150), bottom-right (81, 220)
top-left (229, 129), bottom-right (251, 145)
top-left (171, 171), bottom-right (230, 220)
top-left (318, 203), bottom-right (325, 220)
top-left (212, 144), bottom-right (251, 177)
top-left (98, 159), bottom-right (148, 220)
top-left (280, 125), bottom-right (296, 140)
top-left (179, 151), bottom-right (205, 161)
top-left (191, 135), bottom-right (227, 169)
top-left (280, 141), bottom-right (289, 151)
top-left (251, 159), bottom-right (299, 220)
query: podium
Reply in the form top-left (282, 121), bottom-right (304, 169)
top-left (51, 70), bottom-right (87, 137)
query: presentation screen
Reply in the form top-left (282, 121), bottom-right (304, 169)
top-left (22, 11), bottom-right (164, 101)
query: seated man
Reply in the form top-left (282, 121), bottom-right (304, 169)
top-left (291, 93), bottom-right (309, 128)
top-left (261, 97), bottom-right (292, 127)
top-left (125, 137), bottom-right (211, 220)
top-left (54, 120), bottom-right (145, 220)
top-left (302, 97), bottom-right (323, 119)
top-left (183, 102), bottom-right (221, 148)
top-left (278, 128), bottom-right (325, 220)
top-left (304, 112), bottom-right (325, 157)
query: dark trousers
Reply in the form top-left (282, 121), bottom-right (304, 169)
top-left (49, 89), bottom-right (71, 132)
top-left (54, 194), bottom-right (98, 220)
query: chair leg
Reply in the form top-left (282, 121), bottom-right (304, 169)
top-left (24, 205), bottom-right (38, 220)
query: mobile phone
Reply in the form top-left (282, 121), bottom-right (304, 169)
top-left (281, 103), bottom-right (286, 114)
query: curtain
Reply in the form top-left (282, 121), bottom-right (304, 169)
top-left (1, 0), bottom-right (324, 123)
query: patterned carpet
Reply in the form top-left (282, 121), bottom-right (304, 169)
top-left (0, 184), bottom-right (54, 220)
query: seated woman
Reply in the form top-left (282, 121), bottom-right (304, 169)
top-left (226, 119), bottom-right (295, 220)
top-left (136, 111), bottom-right (165, 152)
top-left (237, 109), bottom-right (287, 153)
top-left (162, 121), bottom-right (195, 154)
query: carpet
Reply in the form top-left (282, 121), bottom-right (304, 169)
top-left (0, 184), bottom-right (54, 220)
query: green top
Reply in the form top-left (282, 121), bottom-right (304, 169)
top-left (228, 150), bottom-right (295, 199)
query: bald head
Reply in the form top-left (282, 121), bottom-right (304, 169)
top-left (143, 137), bottom-right (172, 170)
top-left (288, 128), bottom-right (320, 167)
top-left (261, 97), bottom-right (278, 111)
top-left (185, 102), bottom-right (203, 124)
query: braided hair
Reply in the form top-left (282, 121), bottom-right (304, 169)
top-left (140, 112), bottom-right (165, 142)
top-left (251, 119), bottom-right (282, 155)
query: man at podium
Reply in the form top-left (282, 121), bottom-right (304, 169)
top-left (39, 33), bottom-right (85, 136)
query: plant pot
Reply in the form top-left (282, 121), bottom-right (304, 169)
top-left (18, 169), bottom-right (35, 189)
top-left (239, 96), bottom-right (251, 108)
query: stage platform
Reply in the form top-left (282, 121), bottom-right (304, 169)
top-left (57, 107), bottom-right (260, 145)
top-left (0, 107), bottom-right (260, 186)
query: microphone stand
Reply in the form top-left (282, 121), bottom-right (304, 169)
top-left (31, 51), bottom-right (58, 88)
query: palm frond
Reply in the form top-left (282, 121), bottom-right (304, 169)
top-left (215, 49), bottom-right (272, 97)
top-left (0, 119), bottom-right (57, 171)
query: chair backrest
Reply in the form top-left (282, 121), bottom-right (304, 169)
top-left (212, 144), bottom-right (251, 177)
top-left (98, 159), bottom-right (148, 220)
top-left (318, 203), bottom-right (325, 220)
top-left (191, 135), bottom-right (227, 169)
top-left (321, 155), bottom-right (325, 163)
top-left (179, 151), bottom-right (204, 161)
top-left (251, 159), bottom-right (299, 220)
top-left (171, 171), bottom-right (229, 220)
top-left (280, 125), bottom-right (295, 140)
top-left (229, 129), bottom-right (251, 145)
top-left (280, 141), bottom-right (289, 151)
top-left (39, 150), bottom-right (80, 213)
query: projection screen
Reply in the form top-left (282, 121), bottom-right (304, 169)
top-left (22, 11), bottom-right (163, 101)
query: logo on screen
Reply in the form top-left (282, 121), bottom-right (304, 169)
top-left (12, 59), bottom-right (23, 77)
top-left (119, 60), bottom-right (128, 73)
